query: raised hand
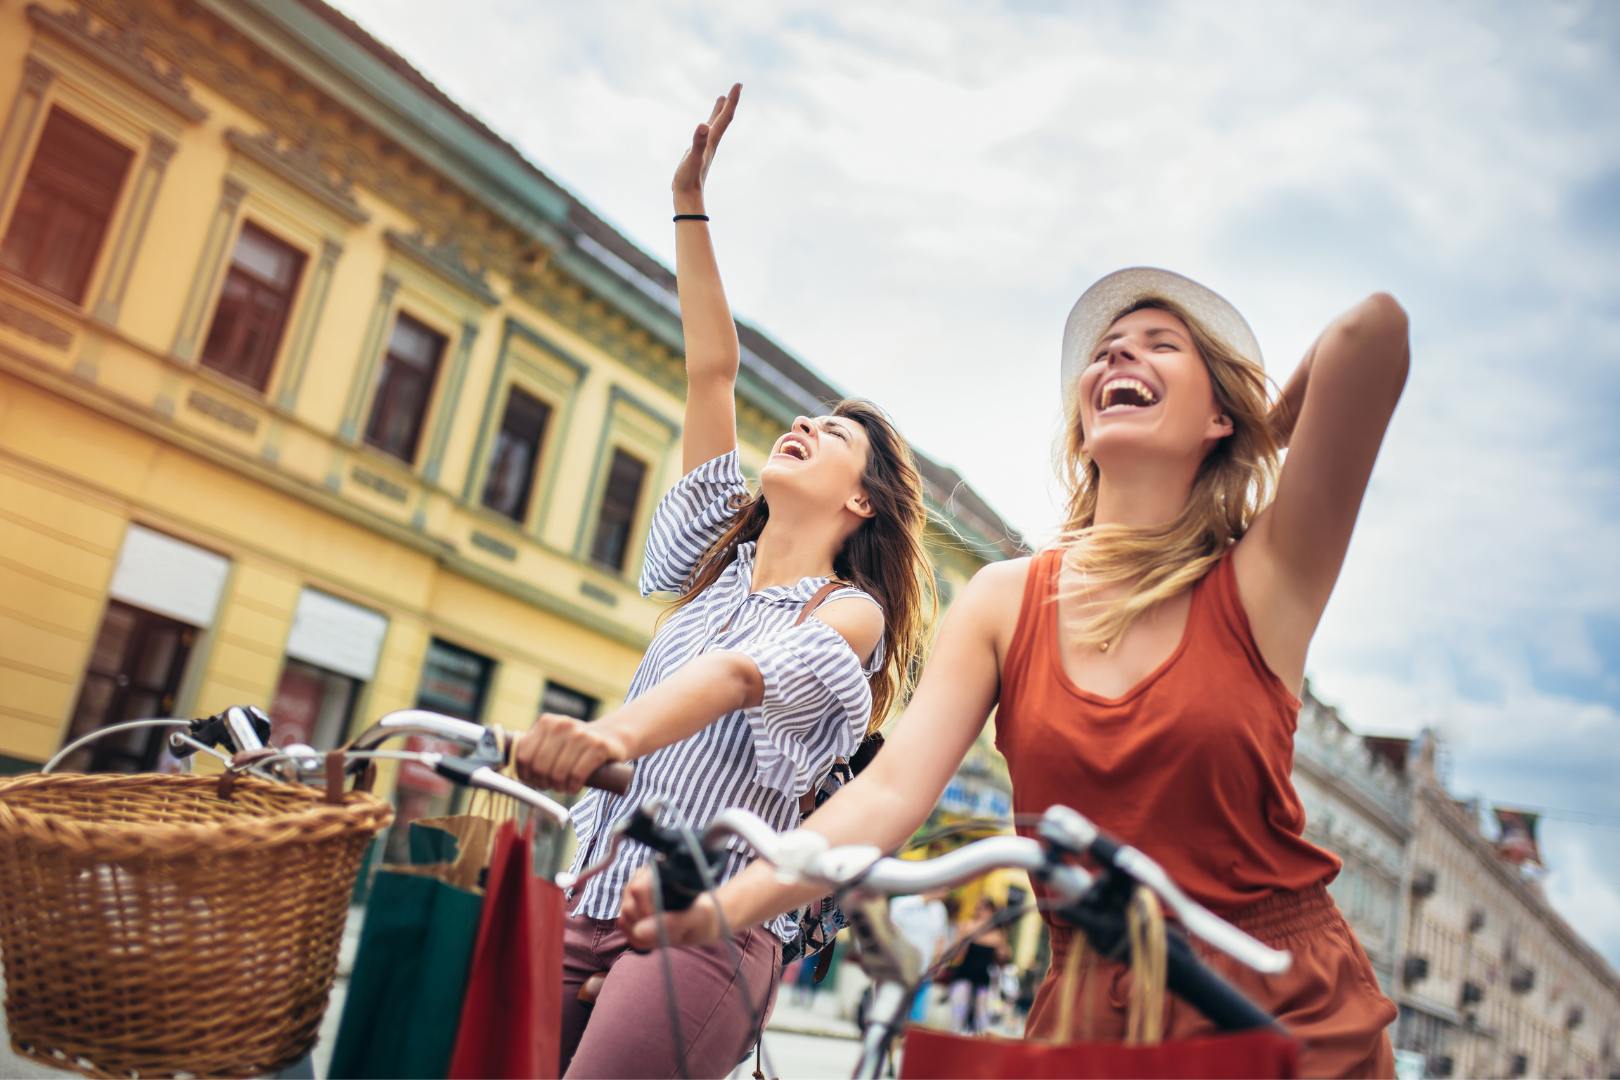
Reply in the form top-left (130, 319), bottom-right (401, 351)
top-left (672, 82), bottom-right (741, 213)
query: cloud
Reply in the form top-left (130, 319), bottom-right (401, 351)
top-left (328, 0), bottom-right (1620, 963)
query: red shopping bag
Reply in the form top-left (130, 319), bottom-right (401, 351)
top-left (902, 886), bottom-right (1298, 1079)
top-left (899, 1026), bottom-right (1299, 1078)
top-left (447, 817), bottom-right (565, 1079)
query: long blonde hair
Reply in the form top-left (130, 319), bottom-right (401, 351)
top-left (1057, 297), bottom-right (1281, 648)
top-left (666, 399), bottom-right (936, 731)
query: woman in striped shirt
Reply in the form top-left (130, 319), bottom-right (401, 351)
top-left (512, 83), bottom-right (934, 1078)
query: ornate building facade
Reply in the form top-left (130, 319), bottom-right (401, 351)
top-left (1291, 684), bottom-right (1411, 995)
top-left (1395, 743), bottom-right (1620, 1079)
top-left (0, 0), bottom-right (1020, 848)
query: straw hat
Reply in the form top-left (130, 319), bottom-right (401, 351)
top-left (1061, 267), bottom-right (1262, 393)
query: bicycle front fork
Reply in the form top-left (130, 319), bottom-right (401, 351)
top-left (854, 980), bottom-right (911, 1079)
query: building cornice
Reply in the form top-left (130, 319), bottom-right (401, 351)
top-left (224, 127), bottom-right (369, 226)
top-left (385, 229), bottom-right (500, 308)
top-left (73, 0), bottom-right (1024, 558)
top-left (1294, 738), bottom-right (1410, 838)
top-left (28, 3), bottom-right (207, 124)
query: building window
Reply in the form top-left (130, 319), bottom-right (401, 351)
top-left (386, 638), bottom-right (494, 861)
top-left (199, 222), bottom-right (306, 392)
top-left (541, 680), bottom-right (598, 722)
top-left (268, 659), bottom-right (359, 750)
top-left (589, 448), bottom-right (647, 572)
top-left (58, 600), bottom-right (195, 773)
top-left (480, 387), bottom-right (552, 522)
top-left (364, 312), bottom-right (444, 464)
top-left (415, 638), bottom-right (492, 722)
top-left (0, 107), bottom-right (133, 304)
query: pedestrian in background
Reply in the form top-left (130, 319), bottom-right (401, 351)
top-left (947, 898), bottom-right (1010, 1035)
top-left (890, 887), bottom-right (951, 1024)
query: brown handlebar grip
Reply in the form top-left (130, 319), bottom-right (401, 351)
top-left (585, 762), bottom-right (633, 795)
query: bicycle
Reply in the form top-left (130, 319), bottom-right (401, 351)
top-left (0, 705), bottom-right (626, 1079)
top-left (566, 799), bottom-right (1297, 1079)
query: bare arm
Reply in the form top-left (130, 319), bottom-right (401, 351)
top-left (673, 84), bottom-right (743, 473)
top-left (620, 564), bottom-right (1010, 946)
top-left (512, 597), bottom-right (883, 792)
top-left (1267, 342), bottom-right (1314, 450)
top-left (1237, 293), bottom-right (1410, 687)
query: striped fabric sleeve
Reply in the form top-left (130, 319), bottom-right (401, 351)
top-left (733, 614), bottom-right (879, 797)
top-left (637, 449), bottom-right (749, 597)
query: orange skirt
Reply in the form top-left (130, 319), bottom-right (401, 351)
top-left (1027, 884), bottom-right (1397, 1079)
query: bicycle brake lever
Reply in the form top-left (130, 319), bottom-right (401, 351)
top-left (1110, 846), bottom-right (1291, 974)
top-left (171, 705), bottom-right (272, 758)
top-left (433, 755), bottom-right (569, 825)
top-left (808, 842), bottom-right (885, 891)
top-left (1038, 805), bottom-right (1290, 975)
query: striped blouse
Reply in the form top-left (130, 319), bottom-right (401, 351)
top-left (567, 449), bottom-right (884, 941)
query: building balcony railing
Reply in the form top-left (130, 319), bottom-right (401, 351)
top-left (1293, 724), bottom-right (1410, 822)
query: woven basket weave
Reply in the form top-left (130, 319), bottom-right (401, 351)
top-left (0, 771), bottom-right (393, 1079)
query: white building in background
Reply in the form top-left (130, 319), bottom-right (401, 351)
top-left (1291, 685), bottom-right (1411, 994)
top-left (1394, 741), bottom-right (1620, 1080)
top-left (1290, 687), bottom-right (1620, 1079)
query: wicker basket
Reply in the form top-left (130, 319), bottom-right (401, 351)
top-left (0, 771), bottom-right (393, 1079)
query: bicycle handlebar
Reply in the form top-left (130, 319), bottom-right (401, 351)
top-left (350, 709), bottom-right (634, 795)
top-left (698, 806), bottom-right (1290, 977)
top-left (63, 705), bottom-right (637, 824)
top-left (562, 800), bottom-right (1293, 1039)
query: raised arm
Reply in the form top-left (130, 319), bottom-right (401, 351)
top-left (619, 562), bottom-right (1014, 947)
top-left (673, 83), bottom-right (743, 473)
top-left (1237, 292), bottom-right (1410, 687)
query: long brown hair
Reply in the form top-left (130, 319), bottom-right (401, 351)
top-left (668, 399), bottom-right (935, 730)
top-left (1057, 297), bottom-right (1280, 648)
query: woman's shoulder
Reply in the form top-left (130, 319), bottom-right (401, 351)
top-left (950, 556), bottom-right (1042, 657)
top-left (948, 556), bottom-right (1039, 623)
top-left (968, 554), bottom-right (1037, 593)
top-left (819, 581), bottom-right (885, 621)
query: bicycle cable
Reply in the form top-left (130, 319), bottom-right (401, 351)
top-left (43, 718), bottom-right (190, 773)
top-left (648, 857), bottom-right (693, 1080)
top-left (672, 824), bottom-right (780, 1080)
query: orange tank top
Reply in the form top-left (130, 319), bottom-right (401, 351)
top-left (995, 547), bottom-right (1340, 914)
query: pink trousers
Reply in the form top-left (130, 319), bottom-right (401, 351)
top-left (559, 914), bottom-right (782, 1078)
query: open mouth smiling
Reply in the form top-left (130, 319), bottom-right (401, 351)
top-left (1096, 376), bottom-right (1161, 414)
top-left (774, 434), bottom-right (813, 461)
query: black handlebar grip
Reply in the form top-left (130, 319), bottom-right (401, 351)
top-left (1161, 929), bottom-right (1281, 1033)
top-left (619, 805), bottom-right (715, 914)
top-left (654, 854), bottom-right (711, 914)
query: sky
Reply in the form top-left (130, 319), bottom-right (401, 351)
top-left (329, 0), bottom-right (1620, 965)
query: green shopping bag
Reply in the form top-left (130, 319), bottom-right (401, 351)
top-left (328, 816), bottom-right (495, 1079)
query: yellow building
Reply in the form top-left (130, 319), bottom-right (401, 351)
top-left (0, 0), bottom-right (1021, 845)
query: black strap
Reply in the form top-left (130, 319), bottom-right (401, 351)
top-left (793, 580), bottom-right (851, 626)
top-left (813, 943), bottom-right (837, 985)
